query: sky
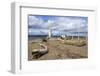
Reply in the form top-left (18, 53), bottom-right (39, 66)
top-left (28, 15), bottom-right (88, 36)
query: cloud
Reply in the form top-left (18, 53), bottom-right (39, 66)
top-left (28, 15), bottom-right (88, 36)
top-left (28, 16), bottom-right (45, 29)
top-left (29, 16), bottom-right (87, 31)
top-left (50, 17), bottom-right (87, 31)
top-left (28, 28), bottom-right (49, 35)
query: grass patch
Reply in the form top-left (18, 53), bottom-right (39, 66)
top-left (64, 40), bottom-right (87, 47)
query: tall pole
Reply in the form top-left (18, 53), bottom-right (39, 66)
top-left (86, 33), bottom-right (88, 40)
top-left (78, 32), bottom-right (79, 40)
top-left (72, 35), bottom-right (73, 40)
top-left (77, 26), bottom-right (80, 40)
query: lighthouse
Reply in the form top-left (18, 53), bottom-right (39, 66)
top-left (48, 29), bottom-right (51, 38)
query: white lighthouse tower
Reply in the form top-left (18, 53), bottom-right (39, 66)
top-left (48, 23), bottom-right (54, 38)
top-left (48, 29), bottom-right (51, 38)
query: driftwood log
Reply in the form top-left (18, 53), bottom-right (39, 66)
top-left (32, 43), bottom-right (49, 59)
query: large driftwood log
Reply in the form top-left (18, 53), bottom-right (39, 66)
top-left (32, 43), bottom-right (49, 59)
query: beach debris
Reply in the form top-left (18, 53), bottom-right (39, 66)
top-left (32, 43), bottom-right (49, 59)
top-left (61, 35), bottom-right (66, 39)
top-left (57, 35), bottom-right (66, 43)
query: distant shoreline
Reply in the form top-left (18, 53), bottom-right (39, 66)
top-left (28, 36), bottom-right (87, 41)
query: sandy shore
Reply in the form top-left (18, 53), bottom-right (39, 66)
top-left (28, 39), bottom-right (88, 61)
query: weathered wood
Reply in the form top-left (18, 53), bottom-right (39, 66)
top-left (32, 43), bottom-right (49, 59)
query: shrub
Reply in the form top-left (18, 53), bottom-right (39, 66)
top-left (42, 38), bottom-right (47, 42)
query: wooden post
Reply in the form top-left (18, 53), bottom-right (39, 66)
top-left (72, 35), bottom-right (73, 40)
top-left (78, 35), bottom-right (80, 40)
top-left (78, 29), bottom-right (80, 40)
